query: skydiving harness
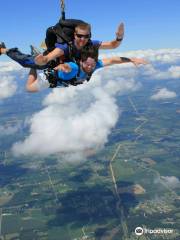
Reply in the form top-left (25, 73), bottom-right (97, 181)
top-left (43, 65), bottom-right (92, 88)
top-left (43, 40), bottom-right (94, 88)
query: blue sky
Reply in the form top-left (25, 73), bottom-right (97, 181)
top-left (1, 0), bottom-right (180, 58)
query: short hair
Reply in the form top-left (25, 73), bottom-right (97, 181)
top-left (75, 23), bottom-right (91, 33)
top-left (80, 45), bottom-right (99, 62)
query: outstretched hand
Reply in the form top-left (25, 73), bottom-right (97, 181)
top-left (54, 63), bottom-right (72, 73)
top-left (131, 58), bottom-right (149, 66)
top-left (116, 22), bottom-right (124, 40)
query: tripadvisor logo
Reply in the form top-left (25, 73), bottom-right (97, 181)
top-left (135, 227), bottom-right (143, 236)
top-left (135, 227), bottom-right (174, 236)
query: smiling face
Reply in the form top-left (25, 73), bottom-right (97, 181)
top-left (81, 57), bottom-right (97, 74)
top-left (74, 24), bottom-right (91, 48)
top-left (79, 45), bottom-right (99, 74)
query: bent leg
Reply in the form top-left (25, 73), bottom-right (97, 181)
top-left (26, 69), bottom-right (50, 92)
top-left (6, 48), bottom-right (47, 69)
top-left (26, 69), bottom-right (39, 92)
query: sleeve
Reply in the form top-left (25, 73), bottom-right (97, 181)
top-left (55, 43), bottom-right (69, 56)
top-left (57, 62), bottom-right (79, 81)
top-left (95, 60), bottom-right (104, 69)
top-left (91, 40), bottom-right (102, 48)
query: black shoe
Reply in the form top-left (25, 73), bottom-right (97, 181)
top-left (30, 45), bottom-right (41, 57)
top-left (0, 42), bottom-right (6, 55)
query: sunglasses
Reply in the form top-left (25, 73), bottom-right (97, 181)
top-left (75, 33), bottom-right (90, 39)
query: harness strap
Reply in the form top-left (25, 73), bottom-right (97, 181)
top-left (86, 74), bottom-right (92, 81)
top-left (44, 67), bottom-right (84, 88)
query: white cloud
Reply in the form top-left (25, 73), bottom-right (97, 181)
top-left (12, 66), bottom-right (140, 156)
top-left (0, 61), bottom-right (22, 73)
top-left (101, 48), bottom-right (180, 81)
top-left (0, 123), bottom-right (21, 136)
top-left (0, 75), bottom-right (17, 99)
top-left (150, 88), bottom-right (177, 100)
top-left (9, 48), bottom-right (180, 157)
top-left (144, 65), bottom-right (180, 80)
top-left (100, 48), bottom-right (180, 64)
top-left (161, 176), bottom-right (180, 189)
top-left (0, 61), bottom-right (24, 99)
top-left (168, 66), bottom-right (180, 78)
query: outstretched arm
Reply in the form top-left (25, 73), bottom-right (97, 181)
top-left (54, 63), bottom-right (72, 72)
top-left (35, 48), bottom-right (64, 65)
top-left (102, 57), bottom-right (148, 67)
top-left (99, 23), bottom-right (124, 49)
